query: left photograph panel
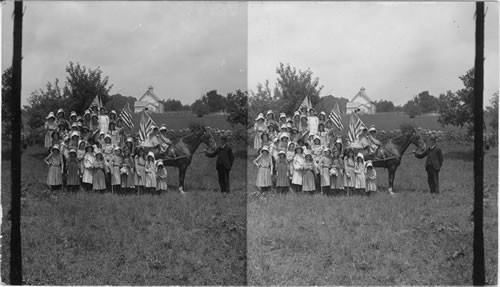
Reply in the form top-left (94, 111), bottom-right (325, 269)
top-left (1, 1), bottom-right (248, 285)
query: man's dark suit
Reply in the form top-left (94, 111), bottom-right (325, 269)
top-left (206, 144), bottom-right (234, 193)
top-left (415, 145), bottom-right (444, 193)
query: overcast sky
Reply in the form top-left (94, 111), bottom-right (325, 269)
top-left (2, 1), bottom-right (247, 106)
top-left (249, 2), bottom-right (499, 106)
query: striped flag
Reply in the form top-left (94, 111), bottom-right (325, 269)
top-left (328, 103), bottom-right (344, 131)
top-left (90, 94), bottom-right (103, 109)
top-left (139, 110), bottom-right (158, 141)
top-left (296, 94), bottom-right (312, 114)
top-left (348, 111), bottom-right (366, 143)
top-left (119, 102), bottom-right (134, 129)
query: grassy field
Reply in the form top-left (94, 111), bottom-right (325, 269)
top-left (1, 115), bottom-right (247, 285)
top-left (247, 118), bottom-right (498, 285)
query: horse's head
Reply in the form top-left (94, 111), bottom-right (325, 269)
top-left (200, 129), bottom-right (216, 148)
top-left (408, 129), bottom-right (422, 148)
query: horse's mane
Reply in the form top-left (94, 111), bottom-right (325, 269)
top-left (174, 128), bottom-right (205, 145)
top-left (388, 128), bottom-right (415, 146)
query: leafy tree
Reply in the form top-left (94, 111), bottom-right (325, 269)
top-left (314, 95), bottom-right (349, 113)
top-left (273, 63), bottom-right (323, 114)
top-left (162, 99), bottom-right (183, 111)
top-left (226, 89), bottom-right (248, 128)
top-left (24, 62), bottom-right (114, 129)
top-left (104, 94), bottom-right (136, 112)
top-left (191, 98), bottom-right (209, 117)
top-left (203, 90), bottom-right (226, 113)
top-left (413, 91), bottom-right (439, 114)
top-left (403, 100), bottom-right (422, 118)
top-left (2, 67), bottom-right (13, 137)
top-left (249, 80), bottom-right (281, 122)
top-left (438, 68), bottom-right (474, 132)
top-left (485, 91), bottom-right (498, 133)
top-left (373, 99), bottom-right (396, 113)
top-left (63, 62), bottom-right (113, 114)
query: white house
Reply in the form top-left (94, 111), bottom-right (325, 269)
top-left (346, 87), bottom-right (376, 114)
top-left (134, 86), bottom-right (164, 113)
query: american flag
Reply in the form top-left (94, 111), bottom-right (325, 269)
top-left (90, 94), bottom-right (103, 109)
top-left (119, 102), bottom-right (134, 129)
top-left (328, 103), bottom-right (344, 131)
top-left (295, 94), bottom-right (312, 114)
top-left (348, 111), bottom-right (366, 143)
top-left (139, 110), bottom-right (158, 141)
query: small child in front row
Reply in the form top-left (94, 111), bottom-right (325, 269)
top-left (66, 149), bottom-right (80, 192)
top-left (354, 153), bottom-right (366, 195)
top-left (365, 160), bottom-right (377, 196)
top-left (93, 151), bottom-right (107, 193)
top-left (302, 151), bottom-right (317, 195)
top-left (145, 152), bottom-right (157, 194)
top-left (275, 150), bottom-right (289, 194)
top-left (109, 146), bottom-right (123, 194)
top-left (156, 160), bottom-right (168, 194)
top-left (45, 144), bottom-right (64, 191)
top-left (254, 146), bottom-right (273, 193)
top-left (120, 149), bottom-right (134, 194)
top-left (318, 148), bottom-right (332, 195)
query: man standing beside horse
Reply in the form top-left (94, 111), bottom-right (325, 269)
top-left (415, 135), bottom-right (444, 194)
top-left (205, 135), bottom-right (234, 193)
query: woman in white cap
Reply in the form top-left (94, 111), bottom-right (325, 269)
top-left (265, 110), bottom-right (277, 129)
top-left (83, 109), bottom-right (91, 128)
top-left (354, 153), bottom-right (366, 195)
top-left (82, 144), bottom-right (95, 191)
top-left (308, 108), bottom-right (319, 136)
top-left (275, 149), bottom-right (289, 193)
top-left (68, 131), bottom-right (80, 151)
top-left (93, 149), bottom-right (107, 192)
top-left (44, 112), bottom-right (58, 151)
top-left (292, 111), bottom-right (301, 129)
top-left (90, 113), bottom-right (99, 133)
top-left (108, 121), bottom-right (119, 146)
top-left (311, 136), bottom-right (323, 163)
top-left (44, 144), bottom-right (64, 190)
top-left (56, 108), bottom-right (68, 131)
top-left (278, 112), bottom-right (287, 127)
top-left (299, 115), bottom-right (309, 134)
top-left (102, 134), bottom-right (114, 164)
top-left (66, 149), bottom-right (80, 192)
top-left (317, 122), bottom-right (328, 148)
top-left (254, 113), bottom-right (267, 149)
top-left (69, 111), bottom-right (78, 126)
top-left (318, 111), bottom-right (327, 125)
top-left (253, 145), bottom-right (273, 193)
top-left (109, 110), bottom-right (117, 124)
top-left (110, 146), bottom-right (123, 194)
top-left (145, 151), bottom-right (157, 194)
top-left (367, 125), bottom-right (382, 155)
top-left (291, 145), bottom-right (305, 192)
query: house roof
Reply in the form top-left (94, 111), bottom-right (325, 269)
top-left (134, 100), bottom-right (159, 108)
top-left (351, 87), bottom-right (374, 103)
top-left (138, 86), bottom-right (161, 103)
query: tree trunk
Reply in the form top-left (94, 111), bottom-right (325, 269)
top-left (473, 2), bottom-right (485, 285)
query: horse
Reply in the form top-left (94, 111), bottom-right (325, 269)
top-left (143, 127), bottom-right (215, 193)
top-left (352, 128), bottom-right (422, 194)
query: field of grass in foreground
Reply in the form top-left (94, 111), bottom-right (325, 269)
top-left (1, 142), bottom-right (247, 285)
top-left (247, 141), bottom-right (498, 285)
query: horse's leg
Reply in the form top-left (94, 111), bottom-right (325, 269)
top-left (178, 166), bottom-right (186, 193)
top-left (387, 166), bottom-right (396, 195)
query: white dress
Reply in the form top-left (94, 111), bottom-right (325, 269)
top-left (291, 155), bottom-right (305, 185)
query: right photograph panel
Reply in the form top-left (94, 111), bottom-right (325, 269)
top-left (247, 2), bottom-right (499, 285)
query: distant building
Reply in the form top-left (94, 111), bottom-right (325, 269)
top-left (134, 86), bottom-right (164, 113)
top-left (346, 87), bottom-right (376, 114)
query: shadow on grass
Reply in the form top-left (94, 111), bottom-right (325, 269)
top-left (444, 149), bottom-right (473, 162)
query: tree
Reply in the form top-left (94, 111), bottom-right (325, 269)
top-left (63, 62), bottom-right (113, 114)
top-left (249, 80), bottom-right (281, 122)
top-left (191, 98), bottom-right (209, 117)
top-left (104, 94), bottom-right (136, 112)
top-left (273, 63), bottom-right (323, 114)
top-left (203, 90), bottom-right (226, 113)
top-left (162, 99), bottom-right (183, 111)
top-left (226, 89), bottom-right (248, 128)
top-left (485, 91), bottom-right (498, 134)
top-left (314, 95), bottom-right (349, 113)
top-left (438, 68), bottom-right (475, 133)
top-left (373, 99), bottom-right (396, 113)
top-left (2, 67), bottom-right (13, 137)
top-left (403, 100), bottom-right (422, 118)
top-left (413, 91), bottom-right (439, 114)
top-left (24, 62), bottom-right (114, 129)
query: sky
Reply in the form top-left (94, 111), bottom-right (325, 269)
top-left (248, 2), bottom-right (499, 106)
top-left (1, 1), bottom-right (248, 106)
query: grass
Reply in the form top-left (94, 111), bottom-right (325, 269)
top-left (247, 120), bottom-right (497, 285)
top-left (2, 141), bottom-right (247, 285)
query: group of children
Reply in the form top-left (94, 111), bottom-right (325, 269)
top-left (252, 108), bottom-right (378, 195)
top-left (43, 107), bottom-right (170, 194)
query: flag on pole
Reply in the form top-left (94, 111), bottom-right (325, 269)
top-left (328, 103), bottom-right (344, 131)
top-left (139, 110), bottom-right (158, 141)
top-left (90, 94), bottom-right (103, 109)
top-left (297, 94), bottom-right (312, 113)
top-left (119, 102), bottom-right (134, 129)
top-left (348, 111), bottom-right (366, 143)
